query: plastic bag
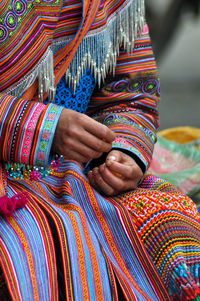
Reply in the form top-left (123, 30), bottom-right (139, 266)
top-left (148, 127), bottom-right (200, 199)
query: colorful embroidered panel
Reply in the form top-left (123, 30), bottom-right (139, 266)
top-left (0, 94), bottom-right (63, 168)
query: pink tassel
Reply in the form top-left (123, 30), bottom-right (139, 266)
top-left (0, 192), bottom-right (29, 216)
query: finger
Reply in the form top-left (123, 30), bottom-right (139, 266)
top-left (106, 150), bottom-right (124, 169)
top-left (78, 130), bottom-right (113, 153)
top-left (83, 117), bottom-right (115, 143)
top-left (69, 138), bottom-right (104, 160)
top-left (88, 171), bottom-right (98, 189)
top-left (101, 164), bottom-right (140, 191)
top-left (99, 164), bottom-right (127, 191)
top-left (106, 151), bottom-right (126, 178)
top-left (65, 149), bottom-right (90, 163)
top-left (92, 167), bottom-right (115, 195)
top-left (106, 151), bottom-right (143, 180)
top-left (107, 161), bottom-right (135, 179)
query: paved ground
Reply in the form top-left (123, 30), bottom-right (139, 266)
top-left (156, 14), bottom-right (200, 130)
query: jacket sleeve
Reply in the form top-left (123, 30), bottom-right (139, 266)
top-left (87, 25), bottom-right (160, 173)
top-left (0, 93), bottom-right (63, 167)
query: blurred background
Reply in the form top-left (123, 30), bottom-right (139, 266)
top-left (146, 0), bottom-right (200, 130)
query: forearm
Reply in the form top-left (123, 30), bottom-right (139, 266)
top-left (87, 26), bottom-right (160, 172)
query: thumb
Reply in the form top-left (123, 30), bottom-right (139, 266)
top-left (106, 150), bottom-right (122, 167)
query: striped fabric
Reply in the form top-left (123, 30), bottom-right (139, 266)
top-left (0, 162), bottom-right (169, 300)
top-left (1, 0), bottom-right (200, 300)
top-left (0, 95), bottom-right (62, 167)
top-left (1, 164), bottom-right (200, 300)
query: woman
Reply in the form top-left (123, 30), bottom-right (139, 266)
top-left (0, 0), bottom-right (200, 300)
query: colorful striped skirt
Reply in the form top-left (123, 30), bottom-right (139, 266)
top-left (1, 161), bottom-right (200, 300)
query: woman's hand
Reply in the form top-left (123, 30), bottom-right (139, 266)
top-left (88, 150), bottom-right (143, 196)
top-left (53, 109), bottom-right (115, 162)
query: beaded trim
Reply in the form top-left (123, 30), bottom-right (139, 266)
top-left (5, 155), bottom-right (64, 181)
top-left (5, 0), bottom-right (145, 99)
top-left (65, 0), bottom-right (145, 93)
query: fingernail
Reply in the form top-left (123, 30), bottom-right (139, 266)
top-left (93, 168), bottom-right (98, 176)
top-left (106, 156), bottom-right (116, 167)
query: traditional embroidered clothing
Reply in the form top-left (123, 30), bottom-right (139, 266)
top-left (0, 0), bottom-right (200, 300)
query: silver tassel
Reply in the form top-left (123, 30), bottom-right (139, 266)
top-left (8, 48), bottom-right (55, 102)
top-left (6, 0), bottom-right (145, 99)
top-left (38, 49), bottom-right (55, 102)
top-left (65, 0), bottom-right (145, 93)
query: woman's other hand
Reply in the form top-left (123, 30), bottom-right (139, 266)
top-left (88, 150), bottom-right (143, 195)
top-left (53, 109), bottom-right (115, 162)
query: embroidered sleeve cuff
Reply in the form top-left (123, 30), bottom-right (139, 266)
top-left (84, 129), bottom-right (156, 174)
top-left (84, 145), bottom-right (147, 174)
top-left (111, 128), bottom-right (155, 173)
top-left (103, 115), bottom-right (157, 173)
top-left (33, 103), bottom-right (63, 167)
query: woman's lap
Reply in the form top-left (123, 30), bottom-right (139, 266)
top-left (1, 164), bottom-right (200, 300)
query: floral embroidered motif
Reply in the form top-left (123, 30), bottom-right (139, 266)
top-left (0, 0), bottom-right (60, 43)
top-left (105, 76), bottom-right (160, 96)
top-left (20, 103), bottom-right (45, 164)
top-left (35, 104), bottom-right (63, 166)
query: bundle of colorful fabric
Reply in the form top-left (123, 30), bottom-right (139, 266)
top-left (1, 0), bottom-right (200, 300)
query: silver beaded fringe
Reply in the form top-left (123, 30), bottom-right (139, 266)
top-left (7, 48), bottom-right (56, 102)
top-left (6, 0), bottom-right (145, 100)
top-left (65, 0), bottom-right (145, 93)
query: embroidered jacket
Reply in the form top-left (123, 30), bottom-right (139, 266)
top-left (0, 0), bottom-right (159, 176)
